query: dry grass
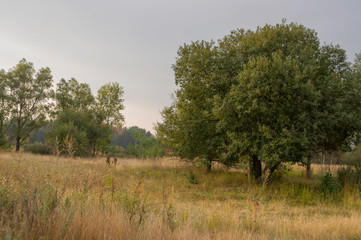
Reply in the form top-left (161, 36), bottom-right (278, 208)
top-left (292, 162), bottom-right (344, 176)
top-left (0, 152), bottom-right (360, 240)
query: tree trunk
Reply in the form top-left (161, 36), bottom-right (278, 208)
top-left (250, 155), bottom-right (262, 183)
top-left (306, 157), bottom-right (312, 182)
top-left (206, 159), bottom-right (212, 173)
top-left (264, 162), bottom-right (281, 182)
top-left (16, 137), bottom-right (21, 152)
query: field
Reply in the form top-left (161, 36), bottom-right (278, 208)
top-left (0, 152), bottom-right (361, 239)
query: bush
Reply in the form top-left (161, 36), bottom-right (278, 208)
top-left (23, 142), bottom-right (52, 155)
top-left (185, 171), bottom-right (198, 184)
top-left (320, 172), bottom-right (339, 197)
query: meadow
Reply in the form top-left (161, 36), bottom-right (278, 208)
top-left (0, 152), bottom-right (360, 240)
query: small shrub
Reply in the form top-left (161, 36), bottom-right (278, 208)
top-left (320, 172), bottom-right (339, 197)
top-left (23, 142), bottom-right (52, 155)
top-left (119, 193), bottom-right (147, 225)
top-left (115, 181), bottom-right (147, 225)
top-left (164, 204), bottom-right (177, 231)
top-left (185, 171), bottom-right (198, 184)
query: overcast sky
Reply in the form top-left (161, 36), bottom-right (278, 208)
top-left (1, 0), bottom-right (360, 132)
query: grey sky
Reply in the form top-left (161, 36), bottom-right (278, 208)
top-left (1, 0), bottom-right (360, 132)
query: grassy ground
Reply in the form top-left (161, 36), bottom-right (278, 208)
top-left (0, 152), bottom-right (360, 239)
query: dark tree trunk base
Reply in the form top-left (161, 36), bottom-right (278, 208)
top-left (206, 159), bottom-right (212, 173)
top-left (16, 137), bottom-right (21, 152)
top-left (250, 155), bottom-right (262, 183)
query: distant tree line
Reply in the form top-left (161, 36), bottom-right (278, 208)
top-left (109, 126), bottom-right (163, 158)
top-left (0, 59), bottom-right (164, 158)
top-left (25, 125), bottom-right (163, 158)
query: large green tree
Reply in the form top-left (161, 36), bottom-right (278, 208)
top-left (4, 59), bottom-right (53, 151)
top-left (157, 22), bottom-right (361, 180)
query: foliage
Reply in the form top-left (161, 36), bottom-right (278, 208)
top-left (354, 52), bottom-right (361, 84)
top-left (132, 131), bottom-right (163, 158)
top-left (53, 78), bottom-right (94, 113)
top-left (111, 126), bottom-right (151, 149)
top-left (163, 203), bottom-right (177, 231)
top-left (47, 108), bottom-right (111, 157)
top-left (111, 126), bottom-right (163, 158)
top-left (103, 145), bottom-right (126, 158)
top-left (114, 182), bottom-right (147, 225)
top-left (185, 171), bottom-right (198, 184)
top-left (23, 142), bottom-right (52, 155)
top-left (156, 40), bottom-right (227, 170)
top-left (49, 78), bottom-right (123, 157)
top-left (96, 82), bottom-right (125, 128)
top-left (47, 109), bottom-right (88, 156)
top-left (0, 69), bottom-right (11, 146)
top-left (320, 172), bottom-right (339, 197)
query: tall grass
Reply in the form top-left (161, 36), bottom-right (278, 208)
top-left (0, 152), bottom-right (360, 239)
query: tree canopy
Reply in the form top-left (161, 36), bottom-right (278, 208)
top-left (96, 82), bottom-right (125, 128)
top-left (54, 78), bottom-right (95, 113)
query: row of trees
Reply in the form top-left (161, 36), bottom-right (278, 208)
top-left (156, 21), bottom-right (361, 181)
top-left (25, 125), bottom-right (164, 158)
top-left (0, 59), bottom-right (126, 156)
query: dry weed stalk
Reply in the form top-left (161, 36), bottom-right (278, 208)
top-left (52, 136), bottom-right (63, 156)
top-left (63, 134), bottom-right (76, 157)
